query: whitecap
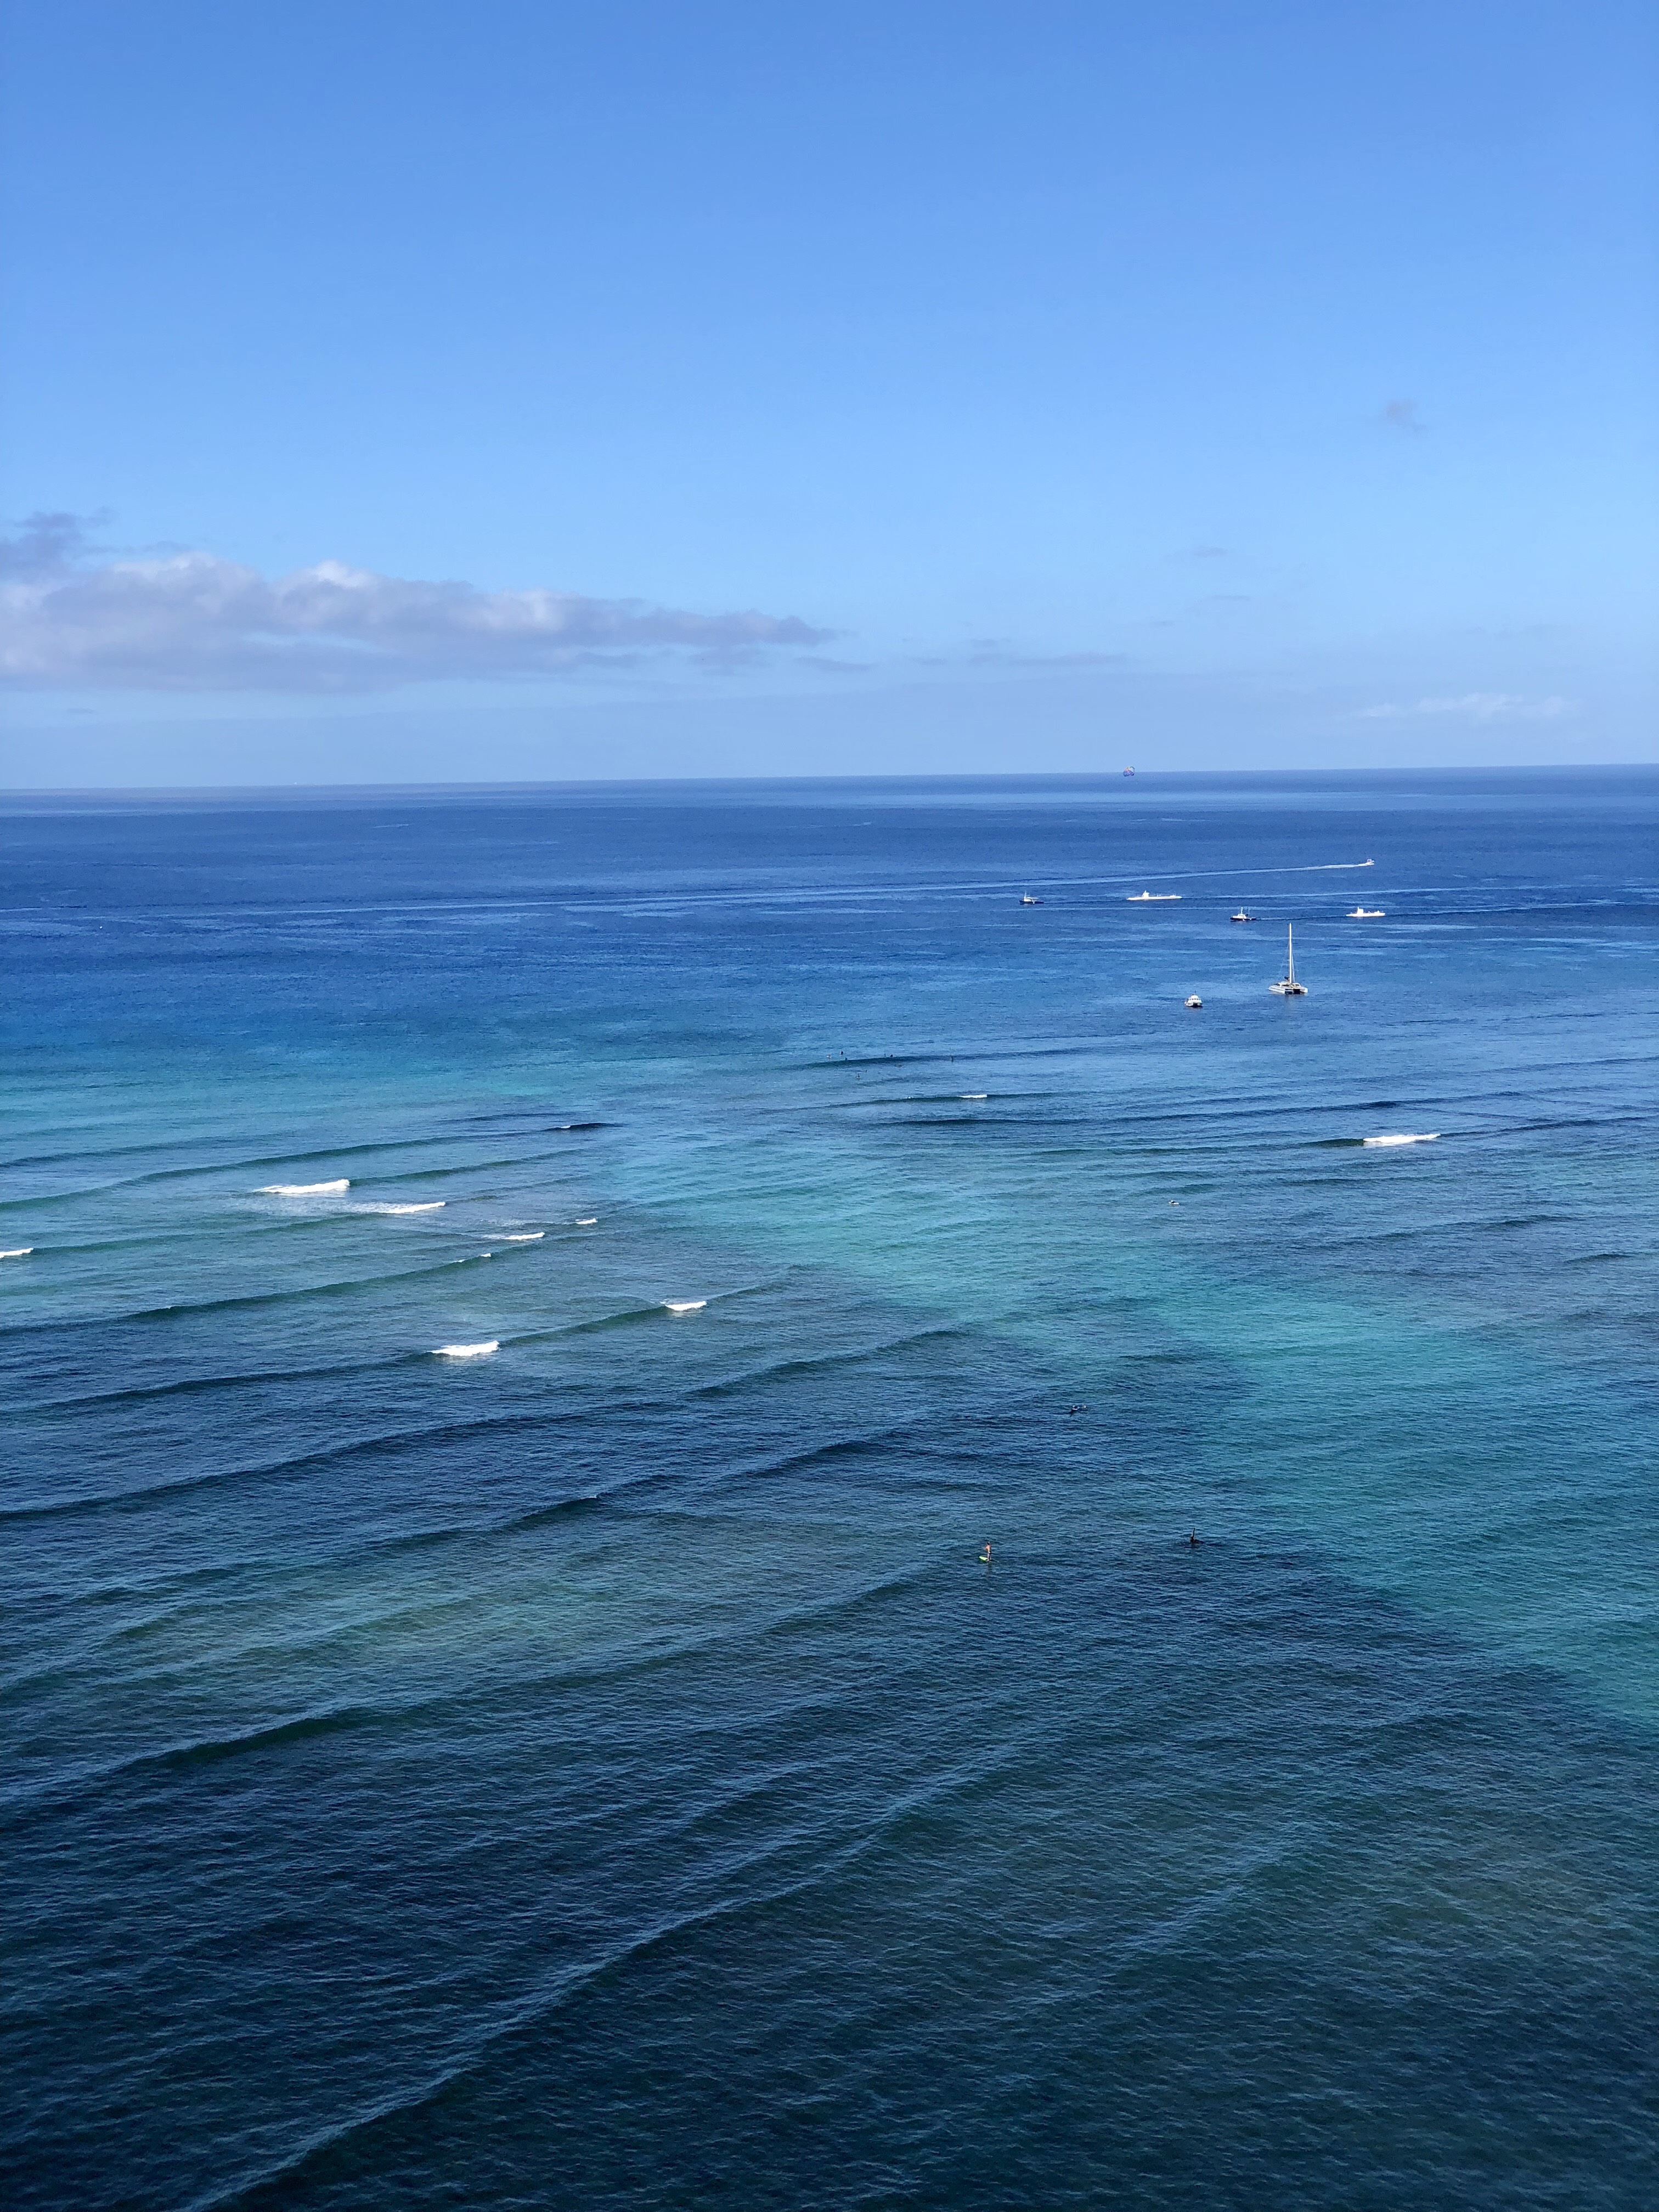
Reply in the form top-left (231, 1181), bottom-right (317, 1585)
top-left (959, 1093), bottom-right (989, 1100)
top-left (503, 1231), bottom-right (545, 1242)
top-left (1, 1247), bottom-right (33, 1259)
top-left (357, 1201), bottom-right (445, 1214)
top-left (433, 1340), bottom-right (498, 1358)
top-left (260, 1178), bottom-right (349, 1195)
top-left (663, 1300), bottom-right (707, 1314)
top-left (1362, 1132), bottom-right (1441, 1147)
top-left (575, 1217), bottom-right (599, 1226)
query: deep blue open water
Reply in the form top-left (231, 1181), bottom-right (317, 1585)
top-left (4, 768), bottom-right (1657, 2210)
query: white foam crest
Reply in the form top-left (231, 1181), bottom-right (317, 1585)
top-left (433, 1340), bottom-right (498, 1358)
top-left (663, 1300), bottom-right (707, 1314)
top-left (503, 1231), bottom-right (545, 1242)
top-left (1362, 1132), bottom-right (1441, 1147)
top-left (260, 1178), bottom-right (349, 1195)
top-left (356, 1201), bottom-right (445, 1214)
top-left (575, 1217), bottom-right (599, 1226)
top-left (1, 1246), bottom-right (33, 1259)
top-left (959, 1093), bottom-right (989, 1100)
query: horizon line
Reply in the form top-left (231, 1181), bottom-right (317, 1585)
top-left (4, 760), bottom-right (1655, 803)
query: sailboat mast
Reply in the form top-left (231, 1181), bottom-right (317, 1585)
top-left (1287, 924), bottom-right (1294, 985)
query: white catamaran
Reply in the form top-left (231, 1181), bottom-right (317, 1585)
top-left (1268, 925), bottom-right (1307, 995)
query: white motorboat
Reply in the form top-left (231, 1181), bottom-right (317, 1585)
top-left (1184, 995), bottom-right (1203, 1009)
top-left (1126, 891), bottom-right (1181, 902)
top-left (1020, 894), bottom-right (1043, 905)
top-left (1229, 910), bottom-right (1256, 922)
top-left (1268, 925), bottom-right (1307, 995)
top-left (1348, 906), bottom-right (1385, 918)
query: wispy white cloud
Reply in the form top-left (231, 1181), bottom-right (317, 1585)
top-left (0, 514), bottom-right (827, 692)
top-left (1357, 692), bottom-right (1576, 723)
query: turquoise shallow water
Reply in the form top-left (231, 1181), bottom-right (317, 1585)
top-left (3, 769), bottom-right (1657, 2209)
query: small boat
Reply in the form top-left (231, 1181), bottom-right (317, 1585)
top-left (1348, 906), bottom-right (1385, 918)
top-left (1126, 891), bottom-right (1181, 902)
top-left (1122, 766), bottom-right (1135, 777)
top-left (1020, 894), bottom-right (1043, 906)
top-left (1229, 910), bottom-right (1256, 923)
top-left (1184, 995), bottom-right (1203, 1009)
top-left (1268, 924), bottom-right (1307, 996)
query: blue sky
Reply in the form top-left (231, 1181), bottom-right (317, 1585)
top-left (2, 0), bottom-right (1654, 783)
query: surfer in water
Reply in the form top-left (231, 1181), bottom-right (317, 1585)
top-left (979, 1541), bottom-right (993, 1565)
top-left (1187, 1530), bottom-right (1201, 1548)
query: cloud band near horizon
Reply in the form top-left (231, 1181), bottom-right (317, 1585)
top-left (0, 515), bottom-right (828, 692)
top-left (1357, 692), bottom-right (1575, 723)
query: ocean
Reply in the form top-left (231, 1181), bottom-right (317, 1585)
top-left (4, 768), bottom-right (1657, 2210)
